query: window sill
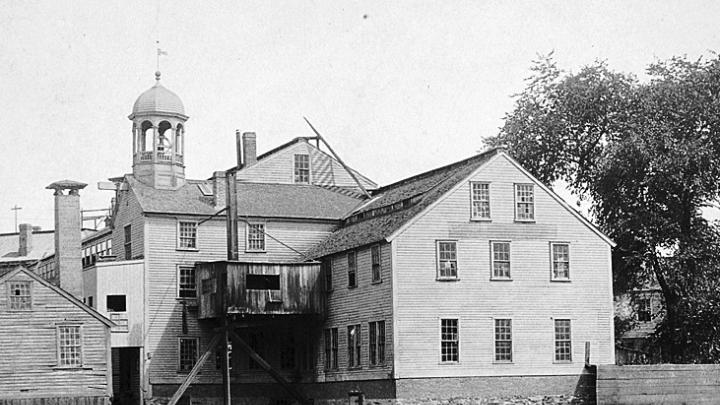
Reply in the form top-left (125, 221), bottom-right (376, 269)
top-left (53, 366), bottom-right (92, 370)
top-left (176, 297), bottom-right (198, 307)
top-left (176, 247), bottom-right (199, 252)
top-left (553, 360), bottom-right (573, 364)
top-left (347, 285), bottom-right (357, 289)
top-left (551, 278), bottom-right (571, 283)
top-left (436, 277), bottom-right (460, 282)
top-left (470, 217), bottom-right (492, 222)
top-left (490, 277), bottom-right (513, 282)
top-left (245, 250), bottom-right (267, 253)
top-left (439, 361), bottom-right (460, 365)
top-left (514, 219), bottom-right (536, 223)
top-left (493, 360), bottom-right (514, 364)
top-left (371, 280), bottom-right (383, 285)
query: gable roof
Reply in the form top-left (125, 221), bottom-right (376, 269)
top-left (127, 175), bottom-right (365, 220)
top-left (0, 266), bottom-right (115, 328)
top-left (306, 149), bottom-right (501, 258)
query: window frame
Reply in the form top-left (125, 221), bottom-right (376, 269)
top-left (436, 240), bottom-right (458, 280)
top-left (177, 220), bottom-right (198, 250)
top-left (470, 181), bottom-right (491, 221)
top-left (347, 324), bottom-right (362, 369)
top-left (637, 296), bottom-right (652, 322)
top-left (369, 320), bottom-right (386, 366)
top-left (493, 318), bottom-right (513, 363)
top-left (490, 241), bottom-right (512, 281)
top-left (347, 251), bottom-right (357, 288)
top-left (550, 242), bottom-right (571, 281)
top-left (324, 327), bottom-right (339, 371)
top-left (178, 336), bottom-right (200, 372)
top-left (8, 280), bottom-right (32, 311)
top-left (371, 245), bottom-right (382, 284)
top-left (124, 224), bottom-right (132, 260)
top-left (323, 258), bottom-right (333, 293)
top-left (554, 319), bottom-right (573, 363)
top-left (439, 318), bottom-right (460, 364)
top-left (56, 324), bottom-right (83, 368)
top-left (177, 265), bottom-right (197, 299)
top-left (514, 183), bottom-right (536, 222)
top-left (294, 153), bottom-right (311, 184)
top-left (245, 222), bottom-right (266, 252)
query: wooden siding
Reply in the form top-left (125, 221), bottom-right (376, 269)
top-left (196, 261), bottom-right (323, 319)
top-left (0, 272), bottom-right (111, 399)
top-left (111, 185), bottom-right (146, 261)
top-left (392, 154), bottom-right (614, 379)
top-left (236, 139), bottom-right (376, 189)
top-left (318, 242), bottom-right (394, 382)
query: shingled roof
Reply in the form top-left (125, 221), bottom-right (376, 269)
top-left (127, 175), bottom-right (364, 220)
top-left (306, 148), bottom-right (502, 258)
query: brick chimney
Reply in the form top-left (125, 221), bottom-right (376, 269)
top-left (18, 223), bottom-right (32, 257)
top-left (211, 171), bottom-right (226, 208)
top-left (46, 180), bottom-right (87, 299)
top-left (242, 132), bottom-right (257, 167)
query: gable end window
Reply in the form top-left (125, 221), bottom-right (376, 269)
top-left (551, 243), bottom-right (570, 281)
top-left (178, 221), bottom-right (198, 249)
top-left (124, 224), bottom-right (132, 260)
top-left (371, 245), bottom-right (382, 283)
top-left (470, 182), bottom-right (491, 220)
top-left (491, 241), bottom-right (511, 280)
top-left (347, 251), bottom-right (357, 288)
top-left (440, 318), bottom-right (459, 363)
top-left (8, 281), bottom-right (31, 310)
top-left (178, 266), bottom-right (197, 298)
top-left (515, 184), bottom-right (535, 221)
top-left (436, 241), bottom-right (458, 280)
top-left (246, 223), bottom-right (266, 252)
top-left (554, 319), bottom-right (572, 362)
top-left (294, 154), bottom-right (310, 183)
top-left (58, 325), bottom-right (82, 367)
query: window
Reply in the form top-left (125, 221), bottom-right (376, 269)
top-left (491, 241), bottom-right (511, 279)
top-left (440, 318), bottom-right (459, 363)
top-left (347, 251), bottom-right (357, 288)
top-left (471, 182), bottom-right (491, 219)
top-left (124, 224), bottom-right (132, 260)
top-left (179, 337), bottom-right (199, 372)
top-left (246, 223), bottom-right (265, 252)
top-left (551, 243), bottom-right (570, 280)
top-left (554, 319), bottom-right (572, 362)
top-left (371, 245), bottom-right (382, 283)
top-left (58, 325), bottom-right (82, 367)
top-left (8, 281), bottom-right (31, 310)
top-left (323, 259), bottom-right (333, 292)
top-left (87, 296), bottom-right (93, 308)
top-left (515, 184), bottom-right (535, 221)
top-left (294, 154), bottom-right (310, 183)
top-left (178, 221), bottom-right (197, 249)
top-left (347, 324), bottom-right (362, 368)
top-left (494, 319), bottom-right (512, 362)
top-left (637, 297), bottom-right (652, 322)
top-left (437, 241), bottom-right (458, 279)
top-left (324, 328), bottom-right (338, 370)
top-left (369, 320), bottom-right (385, 366)
top-left (178, 266), bottom-right (196, 298)
top-left (106, 295), bottom-right (126, 312)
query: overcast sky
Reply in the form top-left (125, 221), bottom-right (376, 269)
top-left (1, 1), bottom-right (719, 233)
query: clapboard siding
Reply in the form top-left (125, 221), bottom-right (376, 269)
top-left (111, 186), bottom-right (145, 261)
top-left (0, 272), bottom-right (111, 399)
top-left (392, 155), bottom-right (614, 379)
top-left (236, 139), bottom-right (376, 189)
top-left (318, 242), bottom-right (394, 382)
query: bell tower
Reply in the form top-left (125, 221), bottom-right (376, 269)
top-left (128, 71), bottom-right (188, 189)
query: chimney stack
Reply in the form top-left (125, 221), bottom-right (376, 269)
top-left (242, 132), bottom-right (257, 167)
top-left (211, 171), bottom-right (227, 208)
top-left (235, 130), bottom-right (243, 168)
top-left (46, 180), bottom-right (87, 299)
top-left (18, 223), bottom-right (32, 257)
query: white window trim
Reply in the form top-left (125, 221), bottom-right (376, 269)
top-left (552, 317), bottom-right (573, 363)
top-left (178, 336), bottom-right (200, 372)
top-left (514, 183), bottom-right (536, 222)
top-left (492, 317), bottom-right (514, 364)
top-left (293, 153), bottom-right (312, 184)
top-left (176, 220), bottom-right (199, 251)
top-left (176, 265), bottom-right (197, 299)
top-left (469, 181), bottom-right (492, 221)
top-left (436, 240), bottom-right (459, 281)
top-left (550, 242), bottom-right (571, 282)
top-left (56, 323), bottom-right (83, 368)
top-left (7, 280), bottom-right (32, 311)
top-left (438, 317), bottom-right (460, 364)
top-left (245, 222), bottom-right (267, 252)
top-left (490, 240), bottom-right (512, 281)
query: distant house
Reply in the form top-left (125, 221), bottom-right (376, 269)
top-left (0, 266), bottom-right (113, 403)
top-left (615, 288), bottom-right (664, 364)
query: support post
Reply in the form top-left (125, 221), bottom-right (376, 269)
top-left (585, 341), bottom-right (591, 367)
top-left (168, 334), bottom-right (222, 405)
top-left (225, 169), bottom-right (239, 261)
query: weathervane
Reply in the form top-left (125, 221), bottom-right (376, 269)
top-left (156, 40), bottom-right (167, 75)
top-left (10, 205), bottom-right (22, 232)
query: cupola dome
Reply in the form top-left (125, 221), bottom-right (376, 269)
top-left (129, 71), bottom-right (186, 119)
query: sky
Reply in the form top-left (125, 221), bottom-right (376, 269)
top-left (1, 1), bottom-right (720, 233)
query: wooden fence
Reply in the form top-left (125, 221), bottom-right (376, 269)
top-left (597, 364), bottom-right (720, 404)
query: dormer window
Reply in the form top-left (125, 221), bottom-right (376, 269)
top-left (294, 154), bottom-right (310, 183)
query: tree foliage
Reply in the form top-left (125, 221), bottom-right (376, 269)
top-left (486, 53), bottom-right (720, 362)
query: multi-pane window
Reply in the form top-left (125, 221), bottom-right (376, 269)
top-left (440, 318), bottom-right (459, 363)
top-left (178, 221), bottom-right (197, 249)
top-left (58, 325), bottom-right (82, 367)
top-left (637, 297), bottom-right (652, 322)
top-left (247, 223), bottom-right (265, 252)
top-left (294, 154), bottom-right (310, 183)
top-left (9, 281), bottom-right (31, 310)
top-left (369, 320), bottom-right (386, 366)
top-left (515, 184), bottom-right (535, 221)
top-left (347, 251), bottom-right (357, 288)
top-left (323, 259), bottom-right (333, 292)
top-left (324, 328), bottom-right (338, 370)
top-left (347, 324), bottom-right (361, 368)
top-left (371, 245), bottom-right (382, 283)
top-left (471, 182), bottom-right (491, 219)
top-left (178, 266), bottom-right (196, 298)
top-left (554, 319), bottom-right (572, 362)
top-left (551, 243), bottom-right (570, 280)
top-left (124, 224), bottom-right (132, 260)
top-left (437, 241), bottom-right (458, 279)
top-left (179, 337), bottom-right (199, 372)
top-left (494, 319), bottom-right (512, 362)
top-left (491, 242), bottom-right (511, 279)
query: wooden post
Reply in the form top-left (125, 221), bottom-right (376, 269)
top-left (585, 341), bottom-right (591, 367)
top-left (225, 169), bottom-right (239, 261)
top-left (222, 328), bottom-right (232, 405)
top-left (168, 334), bottom-right (222, 405)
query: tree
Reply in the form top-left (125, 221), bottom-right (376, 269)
top-left (486, 53), bottom-right (720, 362)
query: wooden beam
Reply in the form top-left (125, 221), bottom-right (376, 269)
top-left (168, 334), bottom-right (222, 405)
top-left (227, 329), bottom-right (310, 405)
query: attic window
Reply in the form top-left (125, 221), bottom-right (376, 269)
top-left (294, 154), bottom-right (310, 183)
top-left (197, 183), bottom-right (214, 196)
top-left (9, 281), bottom-right (31, 310)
